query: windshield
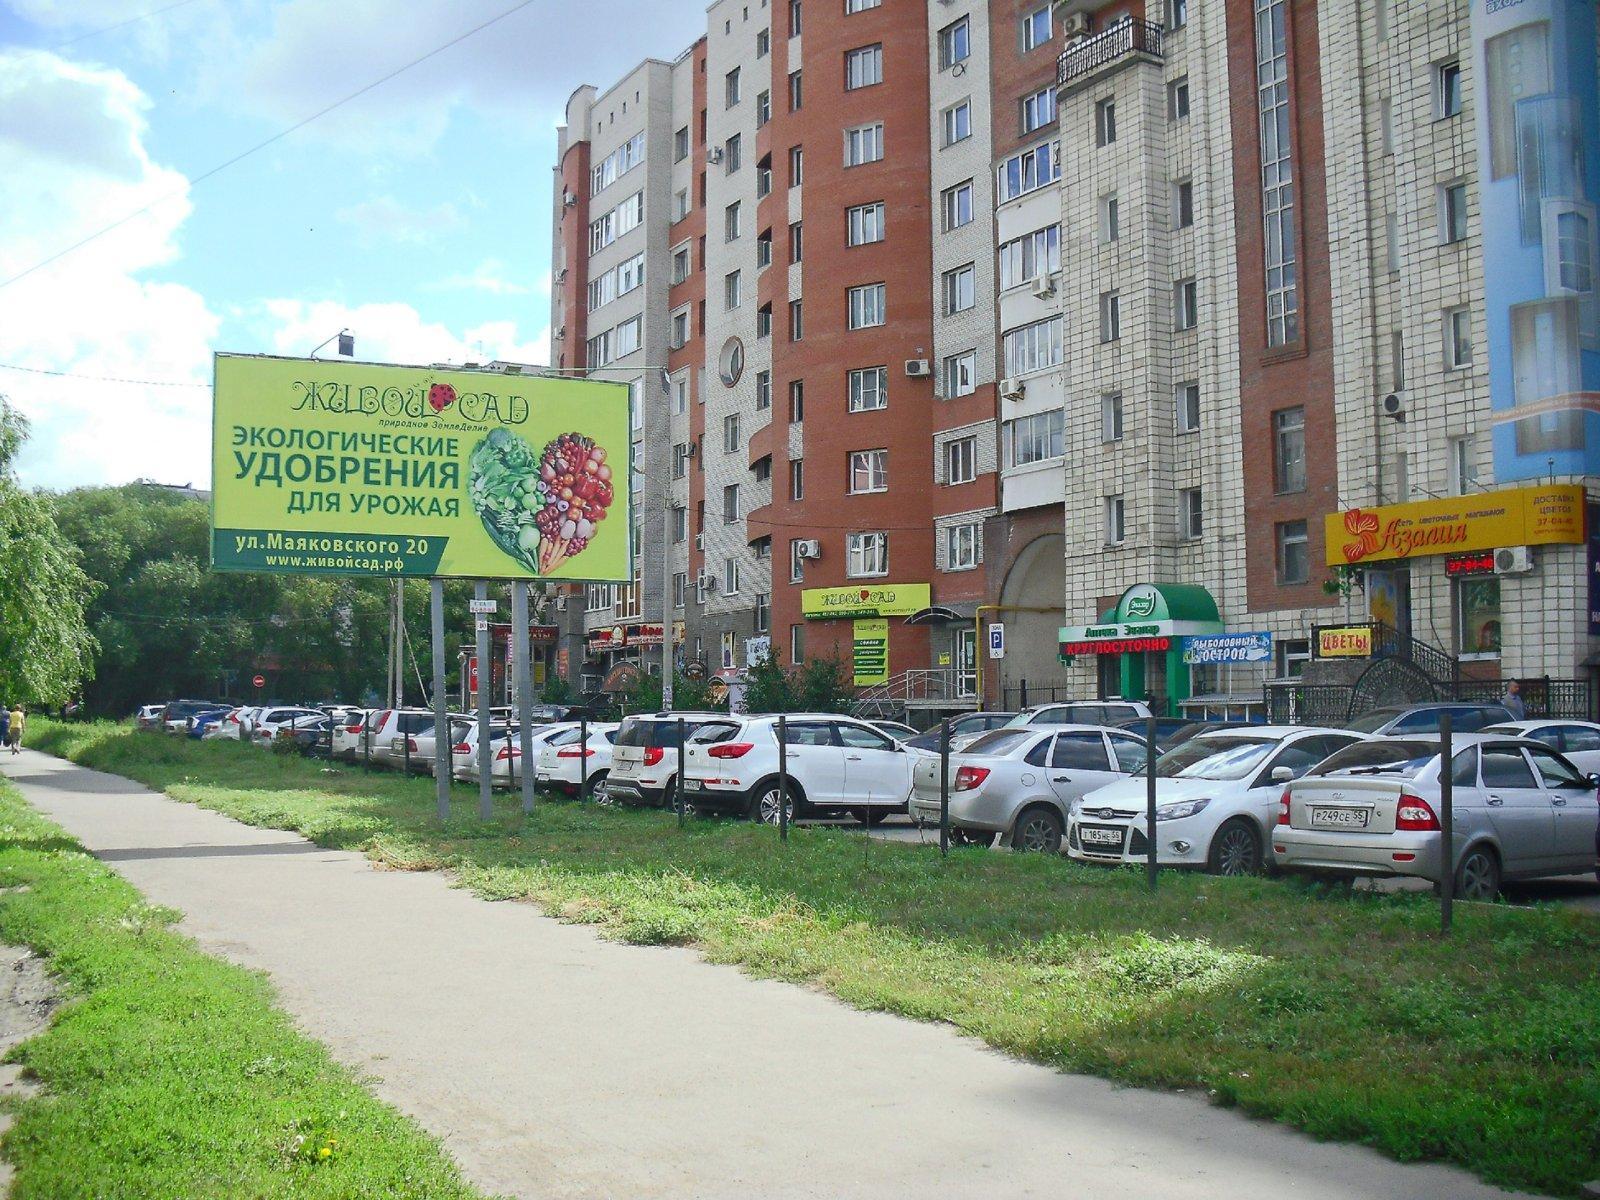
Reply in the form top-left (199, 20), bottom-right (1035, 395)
top-left (1311, 740), bottom-right (1438, 778)
top-left (1345, 708), bottom-right (1406, 733)
top-left (1156, 736), bottom-right (1276, 780)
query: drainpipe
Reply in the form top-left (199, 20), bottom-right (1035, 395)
top-left (973, 605), bottom-right (1062, 711)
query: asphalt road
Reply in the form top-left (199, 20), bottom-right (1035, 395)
top-left (2, 750), bottom-right (1536, 1200)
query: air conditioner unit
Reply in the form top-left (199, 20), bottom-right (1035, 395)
top-left (1032, 273), bottom-right (1058, 299)
top-left (555, 326), bottom-right (566, 341)
top-left (555, 595), bottom-right (568, 612)
top-left (1380, 393), bottom-right (1406, 421)
top-left (797, 539), bottom-right (822, 559)
top-left (999, 377), bottom-right (1026, 401)
top-left (708, 147), bottom-right (724, 164)
top-left (1494, 546), bottom-right (1534, 575)
top-left (554, 268), bottom-right (567, 283)
top-left (694, 533), bottom-right (705, 551)
top-left (563, 190), bottom-right (578, 208)
top-left (1063, 11), bottom-right (1092, 37)
top-left (904, 358), bottom-right (931, 377)
top-left (684, 442), bottom-right (697, 458)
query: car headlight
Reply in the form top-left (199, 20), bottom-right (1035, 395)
top-left (1155, 798), bottom-right (1210, 822)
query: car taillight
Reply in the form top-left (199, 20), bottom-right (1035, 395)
top-left (558, 747), bottom-right (595, 758)
top-left (1395, 793), bottom-right (1441, 831)
top-left (405, 738), bottom-right (418, 753)
top-left (228, 714), bottom-right (241, 724)
top-left (642, 746), bottom-right (665, 766)
top-left (344, 724), bottom-right (363, 734)
top-left (708, 742), bottom-right (754, 759)
top-left (496, 745), bottom-right (520, 760)
top-left (451, 742), bottom-right (471, 754)
top-left (953, 766), bottom-right (990, 792)
top-left (1277, 788), bottom-right (1291, 826)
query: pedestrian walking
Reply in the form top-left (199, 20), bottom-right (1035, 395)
top-left (0, 708), bottom-right (9, 752)
top-left (1501, 679), bottom-right (1527, 720)
top-left (5, 706), bottom-right (22, 754)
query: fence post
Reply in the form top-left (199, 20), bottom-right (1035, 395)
top-left (1439, 712), bottom-right (1454, 936)
top-left (675, 716), bottom-right (686, 829)
top-left (1019, 679), bottom-right (1028, 710)
top-left (1145, 714), bottom-right (1159, 891)
top-left (777, 712), bottom-right (789, 842)
top-left (938, 717), bottom-right (950, 858)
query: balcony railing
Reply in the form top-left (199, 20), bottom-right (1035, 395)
top-left (1057, 18), bottom-right (1163, 88)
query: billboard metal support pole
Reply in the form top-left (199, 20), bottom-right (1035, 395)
top-left (431, 579), bottom-right (449, 821)
top-left (1145, 715), bottom-right (1159, 891)
top-left (513, 581), bottom-right (535, 815)
top-left (1439, 712), bottom-right (1454, 936)
top-left (474, 581), bottom-right (493, 821)
top-left (777, 712), bottom-right (788, 842)
top-left (662, 499), bottom-right (674, 711)
top-left (939, 718), bottom-right (950, 858)
top-left (675, 716), bottom-right (686, 829)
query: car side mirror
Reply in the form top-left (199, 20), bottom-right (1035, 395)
top-left (1587, 773), bottom-right (1600, 788)
top-left (1270, 766), bottom-right (1294, 783)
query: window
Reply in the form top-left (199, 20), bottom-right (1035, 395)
top-left (614, 316), bottom-right (642, 358)
top-left (724, 133), bottom-right (742, 172)
top-left (1449, 434), bottom-right (1479, 494)
top-left (672, 506), bottom-right (688, 542)
top-left (1167, 0), bottom-right (1188, 30)
top-left (847, 366), bottom-right (888, 412)
top-left (585, 330), bottom-right (612, 367)
top-left (789, 0), bottom-right (802, 35)
top-left (756, 304), bottom-right (773, 338)
top-left (1021, 5), bottom-right (1052, 51)
top-left (847, 202), bottom-right (885, 246)
top-left (723, 557), bottom-right (741, 596)
top-left (756, 27), bottom-right (770, 57)
top-left (848, 449), bottom-right (888, 493)
top-left (846, 531), bottom-right (888, 577)
top-left (941, 180), bottom-right (974, 230)
top-left (1274, 407), bottom-right (1306, 493)
top-left (1457, 576), bottom-right (1501, 657)
top-left (587, 191), bottom-right (644, 253)
top-left (998, 225), bottom-right (1060, 288)
top-left (788, 144), bottom-right (803, 186)
top-left (1257, 0), bottom-right (1300, 346)
top-left (1100, 392), bottom-right (1123, 442)
top-left (721, 631), bottom-right (736, 668)
top-left (846, 0), bottom-right (880, 11)
top-left (789, 457), bottom-right (804, 499)
top-left (938, 17), bottom-right (970, 69)
top-left (755, 592), bottom-right (770, 634)
top-left (671, 245), bottom-right (690, 284)
top-left (788, 379), bottom-right (804, 422)
top-left (756, 90), bottom-right (771, 127)
top-left (1440, 181), bottom-right (1468, 244)
top-left (1002, 316), bottom-right (1064, 375)
top-left (587, 272), bottom-right (615, 312)
top-left (845, 122), bottom-right (884, 165)
top-left (789, 220), bottom-right (803, 263)
top-left (1381, 96), bottom-right (1394, 153)
top-left (674, 126), bottom-right (690, 161)
top-left (1435, 60), bottom-right (1462, 120)
top-left (725, 66), bottom-right (742, 108)
top-left (756, 230), bottom-right (772, 268)
top-left (1385, 211), bottom-right (1400, 272)
top-left (1276, 520), bottom-right (1309, 585)
top-left (1556, 209), bottom-right (1594, 293)
top-left (1176, 381), bottom-right (1200, 432)
top-left (1021, 87), bottom-right (1056, 134)
top-left (673, 572), bottom-right (687, 609)
top-left (1173, 277), bottom-right (1198, 330)
top-left (725, 201), bottom-right (742, 241)
top-left (672, 443), bottom-right (690, 479)
top-left (589, 131), bottom-right (645, 195)
top-left (847, 282), bottom-right (886, 329)
top-left (790, 622), bottom-right (805, 663)
top-left (723, 413), bottom-right (741, 454)
top-left (672, 373), bottom-right (689, 414)
top-left (1099, 291), bottom-right (1121, 342)
top-left (1167, 76), bottom-right (1190, 121)
top-left (756, 159), bottom-right (772, 197)
top-left (942, 350), bottom-right (976, 398)
top-left (1391, 330), bottom-right (1406, 390)
top-left (1180, 487), bottom-right (1202, 540)
top-left (1104, 495), bottom-right (1126, 545)
top-left (753, 457), bottom-right (771, 484)
top-left (996, 141), bottom-right (1059, 203)
top-left (942, 263), bottom-right (975, 314)
top-left (845, 44), bottom-right (883, 89)
top-left (945, 436), bottom-right (977, 484)
top-left (724, 270), bottom-right (742, 310)
top-left (586, 584), bottom-right (615, 611)
top-left (755, 370), bottom-right (771, 411)
top-left (1445, 306), bottom-right (1473, 369)
top-left (1173, 179), bottom-right (1194, 229)
top-left (674, 188), bottom-right (690, 220)
top-left (1004, 410), bottom-right (1064, 466)
top-left (1099, 194), bottom-right (1120, 243)
top-left (722, 484), bottom-right (740, 523)
top-left (944, 522), bottom-right (979, 571)
top-left (1095, 98), bottom-right (1117, 146)
top-left (942, 100), bottom-right (972, 146)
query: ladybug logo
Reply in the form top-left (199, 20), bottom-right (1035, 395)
top-left (428, 383), bottom-right (457, 413)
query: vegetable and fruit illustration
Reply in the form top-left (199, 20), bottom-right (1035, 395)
top-left (468, 428), bottom-right (615, 574)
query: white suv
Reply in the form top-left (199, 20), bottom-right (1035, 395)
top-left (1005, 700), bottom-right (1153, 729)
top-left (681, 713), bottom-right (916, 824)
top-left (608, 712), bottom-right (741, 809)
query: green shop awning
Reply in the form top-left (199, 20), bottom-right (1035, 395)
top-left (1097, 583), bottom-right (1222, 626)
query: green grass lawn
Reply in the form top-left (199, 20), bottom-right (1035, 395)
top-left (0, 775), bottom-right (488, 1199)
top-left (27, 719), bottom-right (1600, 1196)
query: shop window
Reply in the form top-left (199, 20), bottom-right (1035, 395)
top-left (1457, 577), bottom-right (1501, 659)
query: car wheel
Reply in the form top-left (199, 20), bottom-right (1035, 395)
top-left (1207, 820), bottom-right (1263, 877)
top-left (1454, 845), bottom-right (1501, 901)
top-left (1011, 806), bottom-right (1063, 853)
top-left (949, 828), bottom-right (995, 848)
top-left (584, 772), bottom-right (611, 803)
top-left (749, 781), bottom-right (798, 826)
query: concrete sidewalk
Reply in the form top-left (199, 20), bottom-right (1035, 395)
top-left (1, 750), bottom-right (1528, 1200)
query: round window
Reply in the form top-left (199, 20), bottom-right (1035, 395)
top-left (718, 337), bottom-right (745, 387)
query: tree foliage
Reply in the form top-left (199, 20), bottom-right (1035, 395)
top-left (0, 399), bottom-right (97, 709)
top-left (742, 649), bottom-right (855, 714)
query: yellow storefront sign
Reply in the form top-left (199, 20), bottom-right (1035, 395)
top-left (1317, 625), bottom-right (1374, 658)
top-left (211, 354), bottom-right (633, 581)
top-left (801, 582), bottom-right (931, 620)
top-left (1325, 484), bottom-right (1584, 567)
top-left (852, 618), bottom-right (889, 686)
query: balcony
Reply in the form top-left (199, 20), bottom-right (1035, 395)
top-left (1057, 19), bottom-right (1163, 92)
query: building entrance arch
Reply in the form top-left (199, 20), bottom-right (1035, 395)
top-left (996, 534), bottom-right (1065, 703)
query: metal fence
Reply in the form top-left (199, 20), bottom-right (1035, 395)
top-left (1001, 680), bottom-right (1077, 710)
top-left (1264, 677), bottom-right (1593, 724)
top-left (1057, 18), bottom-right (1163, 87)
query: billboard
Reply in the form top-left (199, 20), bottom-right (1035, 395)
top-left (211, 355), bottom-right (633, 581)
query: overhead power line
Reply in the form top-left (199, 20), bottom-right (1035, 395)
top-left (0, 361), bottom-right (209, 388)
top-left (46, 0), bottom-right (211, 51)
top-left (1, 0), bottom-right (542, 293)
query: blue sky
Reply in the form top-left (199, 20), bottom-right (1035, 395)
top-left (0, 0), bottom-right (704, 489)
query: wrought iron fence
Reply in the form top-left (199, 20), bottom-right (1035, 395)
top-left (1057, 18), bottom-right (1163, 87)
top-left (1453, 677), bottom-right (1592, 720)
top-left (1267, 677), bottom-right (1592, 724)
top-left (1264, 683), bottom-right (1354, 727)
top-left (1001, 680), bottom-right (1077, 710)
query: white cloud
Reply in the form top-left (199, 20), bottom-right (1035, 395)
top-left (431, 257), bottom-right (530, 296)
top-left (261, 299), bottom-right (548, 369)
top-left (0, 49), bottom-right (218, 491)
top-left (335, 196), bottom-right (464, 246)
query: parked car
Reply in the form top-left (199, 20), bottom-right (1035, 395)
top-left (449, 720), bottom-right (523, 782)
top-left (867, 720), bottom-right (919, 741)
top-left (135, 704), bottom-right (167, 731)
top-left (1344, 702), bottom-right (1514, 736)
top-left (391, 713), bottom-right (471, 774)
top-left (533, 723), bottom-right (620, 797)
top-left (1110, 717), bottom-right (1259, 749)
top-left (203, 707), bottom-right (252, 740)
top-left (909, 725), bottom-right (1152, 851)
top-left (1481, 720), bottom-right (1600, 774)
top-left (903, 712), bottom-right (1019, 754)
top-left (608, 712), bottom-right (742, 808)
top-left (161, 699), bottom-right (224, 734)
top-left (274, 716), bottom-right (334, 757)
top-left (1004, 700), bottom-right (1154, 731)
top-left (458, 722), bottom-right (583, 788)
top-left (363, 709), bottom-right (442, 769)
top-left (1067, 726), bottom-right (1370, 875)
top-left (1274, 733), bottom-right (1600, 898)
top-left (680, 713), bottom-right (918, 824)
top-left (189, 709), bottom-right (233, 739)
top-left (247, 706), bottom-right (328, 747)
top-left (330, 710), bottom-right (372, 760)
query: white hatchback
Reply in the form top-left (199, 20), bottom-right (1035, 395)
top-left (533, 723), bottom-right (620, 797)
top-left (608, 713), bottom-right (742, 809)
top-left (1067, 726), bottom-right (1369, 875)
